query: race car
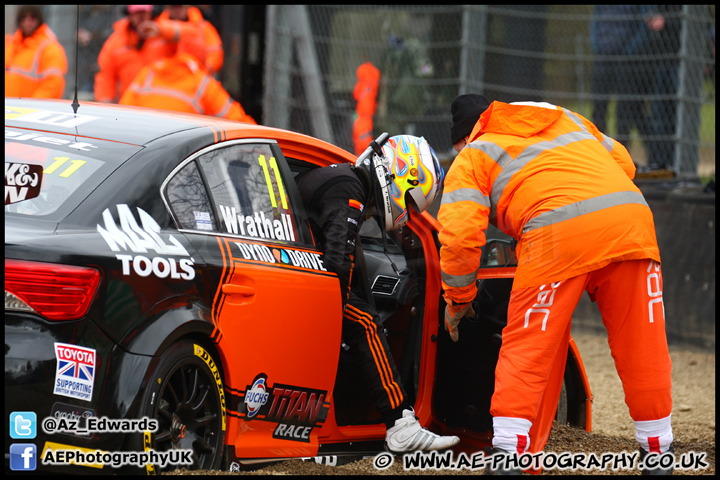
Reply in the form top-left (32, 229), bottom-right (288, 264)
top-left (5, 97), bottom-right (592, 474)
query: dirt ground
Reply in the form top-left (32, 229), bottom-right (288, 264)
top-left (167, 328), bottom-right (714, 476)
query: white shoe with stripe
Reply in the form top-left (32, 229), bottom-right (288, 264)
top-left (385, 408), bottom-right (460, 453)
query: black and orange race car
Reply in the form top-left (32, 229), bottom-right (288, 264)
top-left (5, 98), bottom-right (592, 474)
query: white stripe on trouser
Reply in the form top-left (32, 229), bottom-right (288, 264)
top-left (492, 416), bottom-right (532, 453)
top-left (635, 414), bottom-right (673, 453)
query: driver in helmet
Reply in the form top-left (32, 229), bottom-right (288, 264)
top-left (295, 134), bottom-right (458, 453)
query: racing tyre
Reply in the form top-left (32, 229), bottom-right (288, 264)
top-left (136, 340), bottom-right (226, 473)
top-left (554, 380), bottom-right (568, 425)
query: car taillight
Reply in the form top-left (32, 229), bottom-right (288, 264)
top-left (5, 259), bottom-right (101, 321)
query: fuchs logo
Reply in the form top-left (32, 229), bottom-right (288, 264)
top-left (244, 375), bottom-right (270, 418)
top-left (240, 374), bottom-right (329, 443)
top-left (97, 204), bottom-right (195, 280)
top-left (5, 162), bottom-right (42, 205)
top-left (53, 343), bottom-right (96, 402)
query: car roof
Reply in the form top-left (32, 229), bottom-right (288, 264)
top-left (5, 98), bottom-right (354, 165)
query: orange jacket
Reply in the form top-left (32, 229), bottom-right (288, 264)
top-left (94, 16), bottom-right (200, 103)
top-left (119, 53), bottom-right (256, 124)
top-left (5, 24), bottom-right (68, 99)
top-left (438, 101), bottom-right (660, 302)
top-left (157, 6), bottom-right (224, 75)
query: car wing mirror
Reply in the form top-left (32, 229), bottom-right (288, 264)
top-left (482, 239), bottom-right (518, 267)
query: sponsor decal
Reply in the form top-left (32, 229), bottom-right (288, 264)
top-left (193, 211), bottom-right (213, 231)
top-left (5, 106), bottom-right (100, 128)
top-left (375, 164), bottom-right (393, 217)
top-left (244, 374), bottom-right (270, 418)
top-left (53, 343), bottom-right (96, 402)
top-left (143, 430), bottom-right (155, 475)
top-left (240, 374), bottom-right (329, 443)
top-left (5, 162), bottom-right (42, 205)
top-left (193, 344), bottom-right (226, 430)
top-left (97, 204), bottom-right (195, 280)
top-left (49, 403), bottom-right (96, 439)
top-left (300, 456), bottom-right (341, 466)
top-left (233, 241), bottom-right (327, 272)
top-left (348, 199), bottom-right (364, 212)
top-left (217, 204), bottom-right (296, 242)
top-left (6, 129), bottom-right (97, 152)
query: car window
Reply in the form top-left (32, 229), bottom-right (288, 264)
top-left (196, 143), bottom-right (301, 244)
top-left (5, 141), bottom-right (106, 216)
top-left (166, 160), bottom-right (218, 231)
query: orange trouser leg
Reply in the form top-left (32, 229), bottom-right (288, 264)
top-left (490, 277), bottom-right (585, 427)
top-left (491, 259), bottom-right (673, 454)
top-left (588, 259), bottom-right (673, 421)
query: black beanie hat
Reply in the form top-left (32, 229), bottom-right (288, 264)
top-left (450, 94), bottom-right (491, 145)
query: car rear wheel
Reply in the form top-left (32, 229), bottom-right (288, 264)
top-left (137, 340), bottom-right (226, 473)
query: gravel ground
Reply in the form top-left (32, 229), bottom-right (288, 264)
top-left (167, 328), bottom-right (715, 476)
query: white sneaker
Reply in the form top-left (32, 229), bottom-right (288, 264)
top-left (385, 408), bottom-right (460, 453)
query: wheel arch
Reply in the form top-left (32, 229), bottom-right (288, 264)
top-left (119, 298), bottom-right (217, 357)
top-left (564, 337), bottom-right (593, 431)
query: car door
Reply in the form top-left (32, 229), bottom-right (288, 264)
top-left (163, 140), bottom-right (342, 458)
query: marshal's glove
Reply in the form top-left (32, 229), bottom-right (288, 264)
top-left (444, 299), bottom-right (475, 342)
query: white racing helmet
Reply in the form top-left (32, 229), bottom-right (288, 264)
top-left (374, 135), bottom-right (444, 230)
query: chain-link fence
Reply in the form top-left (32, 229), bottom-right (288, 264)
top-left (264, 5), bottom-right (715, 177)
top-left (5, 5), bottom-right (714, 177)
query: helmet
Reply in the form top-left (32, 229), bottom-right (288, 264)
top-left (375, 135), bottom-right (444, 230)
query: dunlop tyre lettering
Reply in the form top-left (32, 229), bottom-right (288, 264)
top-left (128, 340), bottom-right (225, 473)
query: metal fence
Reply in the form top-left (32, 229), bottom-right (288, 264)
top-left (264, 5), bottom-right (715, 177)
top-left (5, 5), bottom-right (715, 177)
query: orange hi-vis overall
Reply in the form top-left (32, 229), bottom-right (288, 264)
top-left (119, 53), bottom-right (256, 124)
top-left (438, 101), bottom-right (672, 452)
top-left (156, 6), bottom-right (224, 75)
top-left (5, 24), bottom-right (67, 99)
top-left (353, 61), bottom-right (380, 155)
top-left (94, 16), bottom-right (202, 103)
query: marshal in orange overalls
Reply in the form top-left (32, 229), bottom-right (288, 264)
top-left (94, 10), bottom-right (211, 104)
top-left (119, 52), bottom-right (256, 124)
top-left (156, 5), bottom-right (224, 76)
top-left (5, 23), bottom-right (67, 99)
top-left (438, 101), bottom-right (673, 456)
top-left (352, 61), bottom-right (380, 155)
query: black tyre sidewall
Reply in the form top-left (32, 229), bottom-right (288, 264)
top-left (134, 340), bottom-right (226, 473)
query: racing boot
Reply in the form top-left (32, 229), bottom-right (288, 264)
top-left (484, 447), bottom-right (523, 475)
top-left (639, 444), bottom-right (674, 475)
top-left (385, 408), bottom-right (460, 453)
